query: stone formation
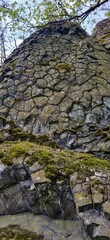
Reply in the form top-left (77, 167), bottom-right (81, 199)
top-left (0, 18), bottom-right (110, 240)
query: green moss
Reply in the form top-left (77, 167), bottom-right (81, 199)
top-left (45, 140), bottom-right (59, 148)
top-left (0, 151), bottom-right (4, 158)
top-left (10, 128), bottom-right (37, 142)
top-left (32, 134), bottom-right (58, 148)
top-left (94, 128), bottom-right (107, 138)
top-left (61, 151), bottom-right (110, 178)
top-left (90, 179), bottom-right (102, 187)
top-left (59, 127), bottom-right (81, 134)
top-left (1, 141), bottom-right (35, 165)
top-left (94, 128), bottom-right (110, 141)
top-left (0, 141), bottom-right (110, 180)
top-left (0, 225), bottom-right (44, 240)
top-left (28, 149), bottom-right (110, 180)
top-left (0, 132), bottom-right (3, 141)
top-left (55, 63), bottom-right (71, 72)
top-left (14, 131), bottom-right (30, 140)
top-left (29, 134), bottom-right (37, 142)
top-left (11, 128), bottom-right (22, 133)
top-left (35, 134), bottom-right (49, 144)
top-left (8, 127), bottom-right (30, 141)
top-left (28, 149), bottom-right (54, 165)
top-left (0, 115), bottom-right (6, 121)
top-left (45, 164), bottom-right (58, 180)
top-left (8, 127), bottom-right (58, 147)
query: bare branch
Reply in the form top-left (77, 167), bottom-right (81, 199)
top-left (78, 0), bottom-right (109, 20)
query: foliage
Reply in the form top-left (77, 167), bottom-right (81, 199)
top-left (0, 0), bottom-right (110, 61)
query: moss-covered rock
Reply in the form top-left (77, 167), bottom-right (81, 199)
top-left (0, 225), bottom-right (44, 240)
top-left (0, 141), bottom-right (110, 180)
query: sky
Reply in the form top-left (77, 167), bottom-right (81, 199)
top-left (0, 0), bottom-right (109, 63)
top-left (9, 0), bottom-right (109, 34)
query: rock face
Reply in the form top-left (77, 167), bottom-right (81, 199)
top-left (0, 20), bottom-right (110, 156)
top-left (94, 18), bottom-right (110, 51)
top-left (0, 165), bottom-right (76, 220)
top-left (0, 139), bottom-right (110, 239)
top-left (0, 214), bottom-right (88, 240)
top-left (0, 19), bottom-right (110, 240)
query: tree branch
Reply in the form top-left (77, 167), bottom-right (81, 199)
top-left (57, 0), bottom-right (109, 22)
top-left (77, 0), bottom-right (109, 20)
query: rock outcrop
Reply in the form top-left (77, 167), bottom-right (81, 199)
top-left (94, 18), bottom-right (110, 51)
top-left (0, 19), bottom-right (110, 156)
top-left (0, 138), bottom-right (110, 239)
top-left (0, 18), bottom-right (110, 240)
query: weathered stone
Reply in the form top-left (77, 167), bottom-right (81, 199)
top-left (94, 18), bottom-right (110, 51)
top-left (0, 213), bottom-right (89, 240)
top-left (33, 182), bottom-right (77, 220)
top-left (98, 141), bottom-right (110, 152)
top-left (93, 225), bottom-right (110, 239)
top-left (102, 201), bottom-right (110, 220)
top-left (0, 163), bottom-right (29, 189)
top-left (85, 113), bottom-right (97, 124)
top-left (31, 170), bottom-right (50, 183)
top-left (29, 162), bottom-right (44, 173)
top-left (70, 172), bottom-right (78, 187)
top-left (69, 104), bottom-right (85, 125)
top-left (80, 209), bottom-right (110, 239)
top-left (0, 180), bottom-right (36, 215)
top-left (103, 97), bottom-right (110, 109)
top-left (92, 191), bottom-right (103, 204)
top-left (73, 184), bottom-right (82, 193)
top-left (74, 192), bottom-right (92, 210)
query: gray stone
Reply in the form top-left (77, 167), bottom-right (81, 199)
top-left (69, 104), bottom-right (84, 125)
top-left (33, 182), bottom-right (77, 220)
top-left (103, 97), bottom-right (110, 109)
top-left (0, 213), bottom-right (89, 240)
top-left (0, 181), bottom-right (36, 215)
top-left (102, 201), bottom-right (110, 220)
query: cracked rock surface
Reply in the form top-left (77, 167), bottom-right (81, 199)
top-left (0, 20), bottom-right (110, 157)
